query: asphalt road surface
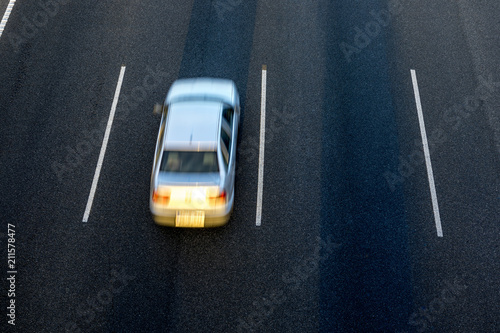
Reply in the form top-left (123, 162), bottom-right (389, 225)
top-left (1, 0), bottom-right (499, 332)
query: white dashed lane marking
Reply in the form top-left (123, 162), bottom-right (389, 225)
top-left (83, 65), bottom-right (126, 222)
top-left (411, 69), bottom-right (443, 237)
top-left (0, 0), bottom-right (16, 38)
top-left (256, 65), bottom-right (267, 227)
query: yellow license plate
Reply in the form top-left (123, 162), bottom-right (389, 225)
top-left (175, 211), bottom-right (205, 228)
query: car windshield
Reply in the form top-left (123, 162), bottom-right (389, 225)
top-left (160, 151), bottom-right (219, 173)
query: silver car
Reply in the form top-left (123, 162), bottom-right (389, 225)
top-left (150, 78), bottom-right (240, 227)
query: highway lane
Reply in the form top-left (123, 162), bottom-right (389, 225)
top-left (0, 0), bottom-right (194, 332)
top-left (1, 0), bottom-right (500, 332)
top-left (387, 1), bottom-right (500, 331)
top-left (319, 1), bottom-right (413, 331)
top-left (100, 0), bottom-right (326, 331)
top-left (95, 1), bottom-right (263, 332)
top-left (0, 3), bottom-right (132, 331)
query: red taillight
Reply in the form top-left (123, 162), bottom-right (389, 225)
top-left (219, 190), bottom-right (226, 200)
top-left (209, 190), bottom-right (226, 205)
top-left (152, 190), bottom-right (170, 204)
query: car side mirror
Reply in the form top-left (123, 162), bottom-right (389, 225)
top-left (153, 103), bottom-right (163, 115)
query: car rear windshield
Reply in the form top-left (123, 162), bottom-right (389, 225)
top-left (160, 151), bottom-right (219, 173)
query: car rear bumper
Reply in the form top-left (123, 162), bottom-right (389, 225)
top-left (150, 199), bottom-right (233, 228)
top-left (151, 212), bottom-right (230, 228)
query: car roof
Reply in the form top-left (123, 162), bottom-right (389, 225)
top-left (164, 101), bottom-right (221, 151)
